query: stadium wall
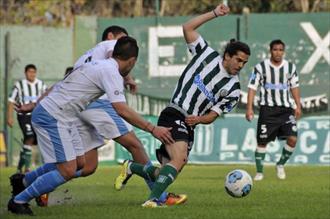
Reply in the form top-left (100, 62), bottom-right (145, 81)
top-left (98, 12), bottom-right (330, 115)
top-left (0, 13), bottom-right (329, 166)
top-left (0, 16), bottom-right (98, 166)
top-left (114, 115), bottom-right (329, 165)
top-left (97, 12), bottom-right (329, 165)
top-left (0, 25), bottom-right (74, 166)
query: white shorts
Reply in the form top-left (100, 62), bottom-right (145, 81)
top-left (76, 99), bottom-right (133, 153)
top-left (74, 117), bottom-right (104, 153)
top-left (31, 104), bottom-right (82, 163)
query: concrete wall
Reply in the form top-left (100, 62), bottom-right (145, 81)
top-left (0, 25), bottom-right (74, 165)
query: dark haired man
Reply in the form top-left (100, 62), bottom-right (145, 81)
top-left (9, 26), bottom-right (182, 210)
top-left (74, 26), bottom-right (185, 205)
top-left (115, 3), bottom-right (251, 207)
top-left (102, 25), bottom-right (128, 41)
top-left (7, 64), bottom-right (47, 173)
top-left (246, 39), bottom-right (301, 181)
top-left (8, 36), bottom-right (174, 215)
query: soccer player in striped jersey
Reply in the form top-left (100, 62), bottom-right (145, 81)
top-left (7, 64), bottom-right (47, 173)
top-left (116, 3), bottom-right (251, 207)
top-left (246, 39), bottom-right (302, 181)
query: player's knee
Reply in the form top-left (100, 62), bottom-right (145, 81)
top-left (178, 157), bottom-right (188, 172)
top-left (24, 137), bottom-right (35, 145)
top-left (287, 136), bottom-right (297, 147)
top-left (82, 163), bottom-right (98, 177)
top-left (58, 165), bottom-right (76, 180)
top-left (171, 155), bottom-right (188, 170)
top-left (76, 157), bottom-right (86, 170)
top-left (183, 157), bottom-right (188, 165)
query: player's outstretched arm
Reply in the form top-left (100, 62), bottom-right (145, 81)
top-left (291, 87), bottom-right (302, 120)
top-left (245, 88), bottom-right (256, 122)
top-left (112, 102), bottom-right (175, 145)
top-left (183, 3), bottom-right (229, 44)
top-left (7, 101), bottom-right (14, 128)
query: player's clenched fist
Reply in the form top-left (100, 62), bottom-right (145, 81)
top-left (214, 4), bottom-right (230, 16)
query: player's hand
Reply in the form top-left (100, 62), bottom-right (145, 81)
top-left (124, 76), bottom-right (138, 94)
top-left (15, 103), bottom-right (35, 113)
top-left (294, 106), bottom-right (302, 120)
top-left (7, 118), bottom-right (14, 128)
top-left (152, 126), bottom-right (175, 145)
top-left (245, 109), bottom-right (254, 122)
top-left (125, 79), bottom-right (138, 94)
top-left (214, 4), bottom-right (230, 16)
top-left (185, 115), bottom-right (200, 126)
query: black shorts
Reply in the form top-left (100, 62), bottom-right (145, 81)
top-left (155, 107), bottom-right (194, 163)
top-left (17, 114), bottom-right (37, 144)
top-left (257, 106), bottom-right (297, 145)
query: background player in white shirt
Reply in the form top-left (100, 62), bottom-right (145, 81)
top-left (8, 36), bottom-right (174, 216)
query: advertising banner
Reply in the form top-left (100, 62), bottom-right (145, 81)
top-left (115, 115), bottom-right (329, 165)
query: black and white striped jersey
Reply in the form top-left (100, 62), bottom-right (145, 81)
top-left (171, 35), bottom-right (240, 116)
top-left (248, 58), bottom-right (299, 108)
top-left (8, 78), bottom-right (47, 105)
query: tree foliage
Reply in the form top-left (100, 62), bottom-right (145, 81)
top-left (0, 0), bottom-right (328, 26)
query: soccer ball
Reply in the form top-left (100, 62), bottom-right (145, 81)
top-left (225, 169), bottom-right (253, 198)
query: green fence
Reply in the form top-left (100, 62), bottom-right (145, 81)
top-left (98, 12), bottom-right (330, 114)
top-left (114, 115), bottom-right (330, 165)
top-left (1, 13), bottom-right (329, 166)
top-left (0, 16), bottom-right (98, 166)
top-left (0, 25), bottom-right (74, 166)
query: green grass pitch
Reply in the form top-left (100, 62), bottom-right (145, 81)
top-left (1, 165), bottom-right (329, 219)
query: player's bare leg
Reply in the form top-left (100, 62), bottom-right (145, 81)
top-left (115, 131), bottom-right (149, 164)
top-left (78, 149), bottom-right (98, 177)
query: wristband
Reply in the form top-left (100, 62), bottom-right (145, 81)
top-left (213, 10), bottom-right (218, 17)
top-left (144, 122), bottom-right (152, 132)
top-left (151, 126), bottom-right (156, 134)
